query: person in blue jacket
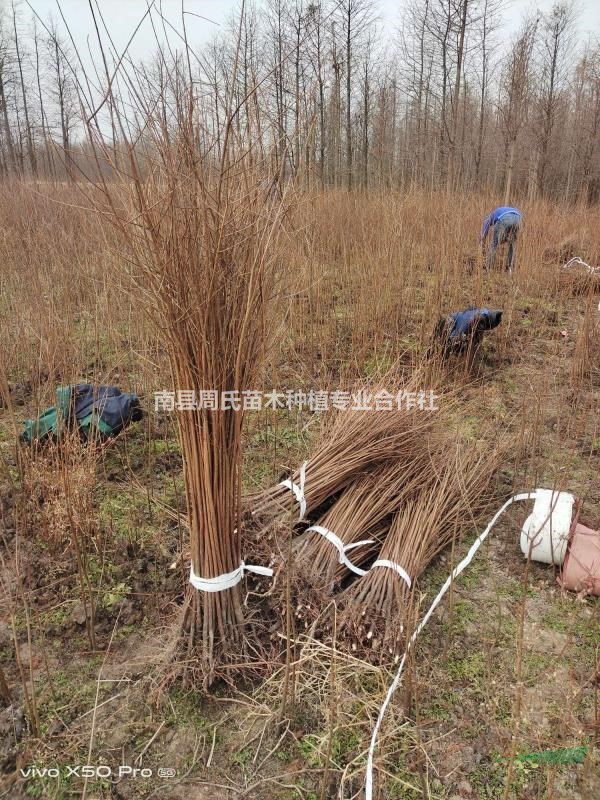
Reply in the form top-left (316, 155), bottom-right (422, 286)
top-left (481, 205), bottom-right (522, 271)
top-left (429, 306), bottom-right (503, 358)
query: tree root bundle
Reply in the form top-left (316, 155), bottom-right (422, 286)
top-left (340, 439), bottom-right (506, 652)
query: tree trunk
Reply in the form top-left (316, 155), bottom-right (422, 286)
top-left (345, 3), bottom-right (352, 190)
top-left (504, 138), bottom-right (516, 204)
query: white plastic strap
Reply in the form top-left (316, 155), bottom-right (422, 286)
top-left (279, 461), bottom-right (307, 520)
top-left (364, 491), bottom-right (536, 800)
top-left (306, 525), bottom-right (375, 577)
top-left (371, 559), bottom-right (412, 588)
top-left (189, 561), bottom-right (273, 593)
top-left (562, 256), bottom-right (599, 274)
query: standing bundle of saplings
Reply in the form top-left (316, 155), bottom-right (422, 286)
top-left (84, 38), bottom-right (289, 682)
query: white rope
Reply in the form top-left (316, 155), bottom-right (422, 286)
top-left (364, 492), bottom-right (536, 800)
top-left (562, 256), bottom-right (600, 274)
top-left (306, 525), bottom-right (375, 577)
top-left (371, 559), bottom-right (412, 588)
top-left (189, 561), bottom-right (273, 593)
top-left (279, 461), bottom-right (308, 520)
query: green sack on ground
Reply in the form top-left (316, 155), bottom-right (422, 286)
top-left (20, 386), bottom-right (72, 444)
top-left (20, 384), bottom-right (143, 445)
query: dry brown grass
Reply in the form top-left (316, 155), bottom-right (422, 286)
top-left (1, 183), bottom-right (598, 395)
top-left (0, 182), bottom-right (599, 798)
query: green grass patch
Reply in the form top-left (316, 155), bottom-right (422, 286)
top-left (446, 651), bottom-right (487, 683)
top-left (164, 687), bottom-right (210, 731)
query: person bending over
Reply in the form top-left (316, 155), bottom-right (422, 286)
top-left (481, 205), bottom-right (522, 272)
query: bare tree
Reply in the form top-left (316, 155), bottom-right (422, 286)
top-left (499, 16), bottom-right (537, 203)
top-left (575, 45), bottom-right (600, 202)
top-left (32, 18), bottom-right (54, 178)
top-left (0, 0), bottom-right (594, 198)
top-left (446, 0), bottom-right (470, 189)
top-left (472, 0), bottom-right (503, 183)
top-left (306, 0), bottom-right (328, 186)
top-left (329, 18), bottom-right (342, 186)
top-left (400, 0), bottom-right (435, 184)
top-left (427, 0), bottom-right (454, 185)
top-left (11, 2), bottom-right (35, 175)
top-left (0, 15), bottom-right (17, 175)
top-left (265, 0), bottom-right (291, 177)
top-left (45, 21), bottom-right (77, 179)
top-left (532, 2), bottom-right (576, 198)
top-left (338, 0), bottom-right (374, 189)
top-left (359, 28), bottom-right (377, 188)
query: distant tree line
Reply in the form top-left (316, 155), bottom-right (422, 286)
top-left (1, 0), bottom-right (599, 202)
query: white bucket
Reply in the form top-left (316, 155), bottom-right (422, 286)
top-left (519, 489), bottom-right (575, 565)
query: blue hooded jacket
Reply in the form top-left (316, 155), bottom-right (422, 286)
top-left (448, 308), bottom-right (496, 340)
top-left (481, 206), bottom-right (522, 242)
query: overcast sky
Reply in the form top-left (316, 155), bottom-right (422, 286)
top-left (23, 0), bottom-right (600, 72)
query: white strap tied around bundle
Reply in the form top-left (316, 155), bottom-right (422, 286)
top-left (364, 491), bottom-right (536, 800)
top-left (306, 525), bottom-right (375, 577)
top-left (371, 559), bottom-right (412, 588)
top-left (279, 461), bottom-right (308, 520)
top-left (189, 561), bottom-right (273, 593)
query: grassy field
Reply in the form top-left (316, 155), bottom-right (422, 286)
top-left (0, 182), bottom-right (599, 799)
